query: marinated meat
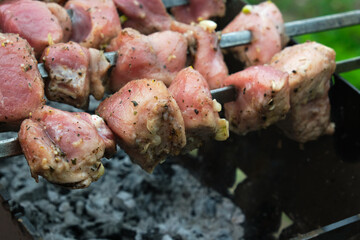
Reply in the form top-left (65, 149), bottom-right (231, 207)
top-left (42, 42), bottom-right (91, 109)
top-left (42, 41), bottom-right (110, 108)
top-left (171, 0), bottom-right (226, 24)
top-left (0, 33), bottom-right (45, 130)
top-left (270, 42), bottom-right (336, 142)
top-left (88, 48), bottom-right (111, 100)
top-left (169, 67), bottom-right (229, 152)
top-left (65, 0), bottom-right (121, 49)
top-left (224, 65), bottom-right (290, 135)
top-left (106, 28), bottom-right (185, 92)
top-left (222, 1), bottom-right (287, 67)
top-left (0, 0), bottom-right (64, 57)
top-left (46, 2), bottom-right (72, 42)
top-left (18, 106), bottom-right (116, 188)
top-left (148, 31), bottom-right (188, 75)
top-left (171, 21), bottom-right (228, 89)
top-left (96, 79), bottom-right (186, 173)
top-left (113, 0), bottom-right (172, 34)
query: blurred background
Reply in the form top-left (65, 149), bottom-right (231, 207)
top-left (247, 0), bottom-right (360, 89)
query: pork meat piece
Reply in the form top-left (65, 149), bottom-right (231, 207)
top-left (0, 0), bottom-right (64, 57)
top-left (46, 2), bottom-right (72, 42)
top-left (42, 41), bottom-right (110, 108)
top-left (270, 42), bottom-right (336, 142)
top-left (113, 0), bottom-right (172, 34)
top-left (96, 79), bottom-right (186, 173)
top-left (65, 0), bottom-right (121, 49)
top-left (222, 1), bottom-right (287, 67)
top-left (169, 67), bottom-right (229, 152)
top-left (106, 28), bottom-right (185, 92)
top-left (148, 31), bottom-right (188, 75)
top-left (88, 48), bottom-right (111, 100)
top-left (171, 0), bottom-right (226, 24)
top-left (224, 66), bottom-right (290, 135)
top-left (42, 42), bottom-right (91, 109)
top-left (171, 21), bottom-right (228, 89)
top-left (0, 33), bottom-right (45, 131)
top-left (19, 106), bottom-right (116, 188)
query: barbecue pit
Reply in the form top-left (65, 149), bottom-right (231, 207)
top-left (1, 0), bottom-right (360, 239)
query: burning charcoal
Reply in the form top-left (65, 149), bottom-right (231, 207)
top-left (113, 191), bottom-right (136, 210)
top-left (75, 200), bottom-right (85, 216)
top-left (64, 211), bottom-right (81, 227)
top-left (58, 201), bottom-right (72, 213)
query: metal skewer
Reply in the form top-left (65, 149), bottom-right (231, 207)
top-left (162, 0), bottom-right (189, 8)
top-left (3, 57), bottom-right (360, 159)
top-left (220, 10), bottom-right (360, 48)
top-left (38, 9), bottom-right (360, 77)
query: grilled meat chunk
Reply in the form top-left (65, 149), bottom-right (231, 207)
top-left (224, 66), bottom-right (290, 135)
top-left (169, 67), bottom-right (229, 152)
top-left (42, 42), bottom-right (91, 109)
top-left (18, 106), bottom-right (116, 189)
top-left (65, 0), bottom-right (121, 49)
top-left (113, 0), bottom-right (172, 34)
top-left (222, 1), bottom-right (287, 67)
top-left (171, 21), bottom-right (228, 89)
top-left (96, 79), bottom-right (186, 173)
top-left (148, 31), bottom-right (188, 75)
top-left (88, 48), bottom-right (111, 100)
top-left (0, 33), bottom-right (45, 131)
top-left (0, 0), bottom-right (64, 57)
top-left (106, 28), bottom-right (186, 92)
top-left (171, 0), bottom-right (226, 24)
top-left (270, 42), bottom-right (336, 142)
top-left (42, 42), bottom-right (110, 109)
top-left (46, 2), bottom-right (72, 42)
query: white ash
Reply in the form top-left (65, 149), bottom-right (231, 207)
top-left (0, 141), bottom-right (244, 240)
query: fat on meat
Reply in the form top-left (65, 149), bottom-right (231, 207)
top-left (0, 0), bottom-right (64, 57)
top-left (169, 67), bottom-right (229, 152)
top-left (113, 0), bottom-right (172, 34)
top-left (0, 33), bottom-right (45, 131)
top-left (96, 79), bottom-right (186, 173)
top-left (46, 2), bottom-right (72, 42)
top-left (270, 42), bottom-right (336, 142)
top-left (224, 65), bottom-right (290, 135)
top-left (222, 1), bottom-right (287, 67)
top-left (171, 21), bottom-right (228, 89)
top-left (42, 42), bottom-right (91, 109)
top-left (171, 0), bottom-right (226, 24)
top-left (106, 28), bottom-right (186, 92)
top-left (18, 106), bottom-right (116, 188)
top-left (65, 0), bottom-right (121, 49)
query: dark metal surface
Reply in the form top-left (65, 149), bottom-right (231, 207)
top-left (210, 85), bottom-right (237, 104)
top-left (162, 0), bottom-right (189, 8)
top-left (0, 137), bottom-right (21, 159)
top-left (335, 57), bottom-right (360, 74)
top-left (0, 189), bottom-right (34, 240)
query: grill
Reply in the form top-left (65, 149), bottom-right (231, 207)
top-left (1, 0), bottom-right (360, 239)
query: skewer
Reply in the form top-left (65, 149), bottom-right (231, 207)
top-left (162, 0), bottom-right (189, 8)
top-left (2, 57), bottom-right (360, 159)
top-left (36, 9), bottom-right (360, 79)
top-left (220, 10), bottom-right (360, 48)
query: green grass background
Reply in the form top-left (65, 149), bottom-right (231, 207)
top-left (246, 0), bottom-right (360, 89)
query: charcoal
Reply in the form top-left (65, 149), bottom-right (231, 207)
top-left (0, 149), bottom-right (244, 239)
